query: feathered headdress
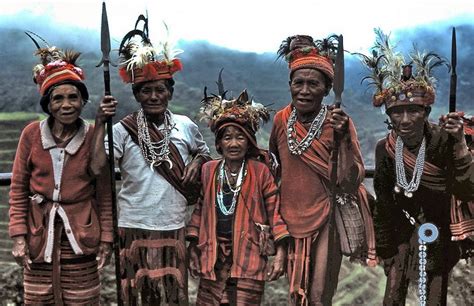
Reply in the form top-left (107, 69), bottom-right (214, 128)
top-left (277, 34), bottom-right (338, 81)
top-left (357, 28), bottom-right (448, 110)
top-left (198, 70), bottom-right (270, 148)
top-left (118, 15), bottom-right (183, 84)
top-left (26, 31), bottom-right (85, 96)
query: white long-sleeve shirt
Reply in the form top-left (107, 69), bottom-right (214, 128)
top-left (106, 111), bottom-right (210, 231)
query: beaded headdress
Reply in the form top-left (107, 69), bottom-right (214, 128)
top-left (199, 89), bottom-right (270, 135)
top-left (198, 70), bottom-right (270, 149)
top-left (118, 15), bottom-right (183, 84)
top-left (358, 28), bottom-right (448, 111)
top-left (26, 31), bottom-right (88, 114)
top-left (277, 34), bottom-right (338, 81)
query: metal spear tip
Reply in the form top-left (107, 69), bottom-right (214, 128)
top-left (451, 27), bottom-right (456, 70)
top-left (100, 2), bottom-right (111, 55)
top-left (96, 1), bottom-right (117, 67)
top-left (333, 34), bottom-right (345, 106)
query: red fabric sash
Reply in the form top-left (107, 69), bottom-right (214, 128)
top-left (385, 131), bottom-right (447, 190)
top-left (281, 105), bottom-right (377, 302)
top-left (120, 112), bottom-right (199, 205)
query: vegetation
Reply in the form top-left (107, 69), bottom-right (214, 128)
top-left (0, 112), bottom-right (43, 121)
top-left (0, 22), bottom-right (473, 305)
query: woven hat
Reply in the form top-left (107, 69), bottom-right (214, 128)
top-left (277, 34), bottom-right (338, 81)
top-left (118, 15), bottom-right (183, 84)
top-left (26, 31), bottom-right (88, 114)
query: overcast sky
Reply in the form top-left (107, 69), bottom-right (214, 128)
top-left (1, 0), bottom-right (474, 53)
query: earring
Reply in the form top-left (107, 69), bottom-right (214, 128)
top-left (384, 119), bottom-right (393, 130)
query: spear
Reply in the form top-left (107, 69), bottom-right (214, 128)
top-left (97, 2), bottom-right (123, 305)
top-left (325, 34), bottom-right (344, 284)
top-left (449, 27), bottom-right (457, 113)
top-left (330, 34), bottom-right (344, 200)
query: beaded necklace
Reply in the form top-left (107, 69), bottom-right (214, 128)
top-left (216, 159), bottom-right (246, 215)
top-left (287, 105), bottom-right (327, 155)
top-left (396, 136), bottom-right (437, 305)
top-left (137, 108), bottom-right (175, 170)
top-left (394, 136), bottom-right (426, 198)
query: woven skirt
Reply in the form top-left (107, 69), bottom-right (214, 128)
top-left (119, 227), bottom-right (188, 305)
top-left (196, 237), bottom-right (265, 306)
top-left (23, 225), bottom-right (100, 305)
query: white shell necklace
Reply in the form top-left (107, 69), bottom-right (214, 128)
top-left (394, 136), bottom-right (426, 198)
top-left (137, 108), bottom-right (175, 170)
top-left (287, 105), bottom-right (327, 155)
top-left (217, 159), bottom-right (246, 215)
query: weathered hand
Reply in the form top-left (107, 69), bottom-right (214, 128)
top-left (12, 236), bottom-right (31, 270)
top-left (97, 242), bottom-right (113, 270)
top-left (328, 106), bottom-right (349, 135)
top-left (439, 111), bottom-right (465, 142)
top-left (188, 242), bottom-right (201, 279)
top-left (266, 245), bottom-right (287, 281)
top-left (182, 157), bottom-right (202, 185)
top-left (96, 95), bottom-right (118, 125)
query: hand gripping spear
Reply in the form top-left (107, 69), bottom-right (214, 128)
top-left (449, 27), bottom-right (457, 113)
top-left (97, 2), bottom-right (123, 305)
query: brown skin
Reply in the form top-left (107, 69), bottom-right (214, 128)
top-left (388, 106), bottom-right (466, 145)
top-left (389, 105), bottom-right (469, 156)
top-left (133, 80), bottom-right (171, 125)
top-left (188, 126), bottom-right (286, 281)
top-left (388, 105), bottom-right (428, 149)
top-left (96, 242), bottom-right (112, 270)
top-left (12, 236), bottom-right (31, 270)
top-left (48, 85), bottom-right (83, 142)
top-left (13, 84), bottom-right (112, 269)
top-left (439, 111), bottom-right (467, 143)
top-left (290, 68), bottom-right (349, 135)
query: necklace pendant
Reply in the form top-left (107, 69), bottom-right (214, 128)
top-left (164, 158), bottom-right (173, 170)
top-left (404, 190), bottom-right (413, 198)
top-left (394, 185), bottom-right (401, 193)
top-left (150, 160), bottom-right (159, 171)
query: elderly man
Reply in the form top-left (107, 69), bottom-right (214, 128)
top-left (270, 35), bottom-right (376, 306)
top-left (363, 31), bottom-right (474, 305)
top-left (93, 19), bottom-right (210, 305)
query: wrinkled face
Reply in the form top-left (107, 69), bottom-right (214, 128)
top-left (290, 68), bottom-right (328, 116)
top-left (49, 84), bottom-right (83, 125)
top-left (135, 80), bottom-right (171, 117)
top-left (388, 105), bottom-right (428, 145)
top-left (218, 126), bottom-right (249, 163)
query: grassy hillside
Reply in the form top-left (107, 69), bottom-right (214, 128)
top-left (0, 23), bottom-right (473, 305)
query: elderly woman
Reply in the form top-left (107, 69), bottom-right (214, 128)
top-left (187, 90), bottom-right (289, 305)
top-left (8, 41), bottom-right (113, 305)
